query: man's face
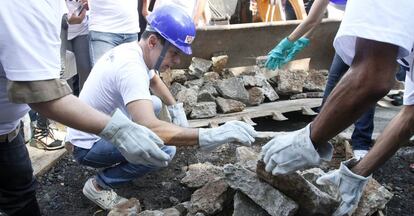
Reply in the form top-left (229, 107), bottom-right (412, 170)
top-left (158, 45), bottom-right (181, 72)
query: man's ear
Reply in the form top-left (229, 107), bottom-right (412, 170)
top-left (148, 34), bottom-right (159, 49)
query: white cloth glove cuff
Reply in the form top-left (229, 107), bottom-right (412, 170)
top-left (99, 109), bottom-right (127, 147)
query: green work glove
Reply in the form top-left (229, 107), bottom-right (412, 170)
top-left (265, 37), bottom-right (295, 70)
top-left (282, 37), bottom-right (310, 65)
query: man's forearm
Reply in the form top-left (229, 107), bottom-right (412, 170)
top-left (147, 119), bottom-right (199, 146)
top-left (352, 106), bottom-right (414, 177)
top-left (29, 94), bottom-right (110, 135)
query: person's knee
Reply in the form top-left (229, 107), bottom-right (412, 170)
top-left (151, 95), bottom-right (162, 116)
top-left (162, 145), bottom-right (176, 159)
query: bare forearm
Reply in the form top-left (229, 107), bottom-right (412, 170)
top-left (352, 106), bottom-right (414, 177)
top-left (29, 94), bottom-right (109, 134)
top-left (144, 119), bottom-right (199, 146)
top-left (288, 0), bottom-right (329, 41)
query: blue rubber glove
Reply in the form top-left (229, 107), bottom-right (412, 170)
top-left (282, 37), bottom-right (310, 65)
top-left (265, 37), bottom-right (295, 70)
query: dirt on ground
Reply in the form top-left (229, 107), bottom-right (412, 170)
top-left (36, 112), bottom-right (414, 216)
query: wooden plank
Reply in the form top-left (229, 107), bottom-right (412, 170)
top-left (301, 106), bottom-right (318, 116)
top-left (272, 111), bottom-right (288, 121)
top-left (241, 116), bottom-right (257, 126)
top-left (189, 98), bottom-right (322, 128)
top-left (29, 146), bottom-right (67, 176)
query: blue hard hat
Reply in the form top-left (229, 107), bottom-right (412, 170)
top-left (147, 4), bottom-right (196, 55)
top-left (329, 0), bottom-right (347, 5)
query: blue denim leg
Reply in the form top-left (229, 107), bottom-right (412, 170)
top-left (73, 139), bottom-right (176, 189)
top-left (0, 132), bottom-right (40, 215)
top-left (89, 31), bottom-right (138, 65)
top-left (321, 53), bottom-right (374, 150)
top-left (151, 95), bottom-right (162, 117)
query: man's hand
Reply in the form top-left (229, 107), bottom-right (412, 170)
top-left (99, 109), bottom-right (171, 167)
top-left (261, 124), bottom-right (333, 174)
top-left (317, 159), bottom-right (370, 216)
top-left (265, 37), bottom-right (295, 70)
top-left (198, 121), bottom-right (257, 152)
top-left (167, 103), bottom-right (189, 127)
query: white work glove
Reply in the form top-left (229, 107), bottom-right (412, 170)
top-left (198, 121), bottom-right (258, 152)
top-left (316, 159), bottom-right (370, 216)
top-left (99, 109), bottom-right (170, 167)
top-left (261, 124), bottom-right (333, 175)
top-left (167, 103), bottom-right (189, 127)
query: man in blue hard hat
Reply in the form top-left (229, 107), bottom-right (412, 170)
top-left (65, 4), bottom-right (257, 210)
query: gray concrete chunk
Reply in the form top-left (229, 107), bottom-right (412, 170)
top-left (215, 78), bottom-right (249, 104)
top-left (190, 102), bottom-right (217, 119)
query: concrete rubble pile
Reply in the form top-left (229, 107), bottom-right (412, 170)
top-left (161, 56), bottom-right (329, 119)
top-left (109, 138), bottom-right (393, 216)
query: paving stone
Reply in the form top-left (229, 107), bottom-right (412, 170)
top-left (233, 191), bottom-right (269, 216)
top-left (190, 102), bottom-right (217, 119)
top-left (211, 55), bottom-right (228, 73)
top-left (171, 83), bottom-right (186, 98)
top-left (353, 179), bottom-right (393, 216)
top-left (215, 97), bottom-right (246, 114)
top-left (189, 57), bottom-right (212, 78)
top-left (185, 78), bottom-right (204, 89)
top-left (171, 69), bottom-right (188, 84)
top-left (189, 179), bottom-right (232, 215)
top-left (256, 161), bottom-right (339, 216)
top-left (181, 162), bottom-right (224, 188)
top-left (203, 72), bottom-right (220, 82)
top-left (215, 78), bottom-right (249, 104)
top-left (303, 69), bottom-right (327, 92)
top-left (224, 164), bottom-right (298, 216)
top-left (176, 88), bottom-right (198, 115)
top-left (248, 87), bottom-right (265, 105)
top-left (275, 69), bottom-right (308, 95)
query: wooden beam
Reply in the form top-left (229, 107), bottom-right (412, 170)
top-left (272, 111), bottom-right (288, 121)
top-left (301, 106), bottom-right (318, 116)
top-left (241, 116), bottom-right (257, 126)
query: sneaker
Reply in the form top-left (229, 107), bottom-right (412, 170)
top-left (29, 122), bottom-right (64, 150)
top-left (83, 178), bottom-right (128, 210)
top-left (353, 150), bottom-right (369, 160)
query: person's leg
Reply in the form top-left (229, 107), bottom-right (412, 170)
top-left (89, 31), bottom-right (121, 66)
top-left (352, 105), bottom-right (414, 177)
top-left (321, 53), bottom-right (350, 105)
top-left (71, 34), bottom-right (92, 92)
top-left (311, 38), bottom-right (398, 148)
top-left (0, 132), bottom-right (41, 216)
top-left (151, 95), bottom-right (162, 117)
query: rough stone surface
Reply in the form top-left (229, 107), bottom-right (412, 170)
top-left (220, 69), bottom-right (236, 79)
top-left (197, 90), bottom-right (216, 102)
top-left (175, 202), bottom-right (191, 216)
top-left (256, 161), bottom-right (339, 216)
top-left (108, 198), bottom-right (141, 216)
top-left (138, 210), bottom-right (164, 216)
top-left (199, 83), bottom-right (218, 96)
top-left (236, 146), bottom-right (260, 164)
top-left (248, 87), bottom-right (265, 105)
top-left (303, 69), bottom-right (327, 92)
top-left (299, 168), bottom-right (339, 199)
top-left (353, 179), bottom-right (393, 216)
top-left (211, 55), bottom-right (228, 73)
top-left (190, 102), bottom-right (217, 119)
top-left (171, 83), bottom-right (186, 98)
top-left (189, 179), bottom-right (232, 215)
top-left (256, 56), bottom-right (267, 68)
top-left (215, 78), bottom-right (249, 104)
top-left (290, 92), bottom-right (325, 99)
top-left (203, 72), bottom-right (220, 82)
top-left (176, 88), bottom-right (198, 115)
top-left (161, 208), bottom-right (181, 216)
top-left (189, 57), bottom-right (212, 78)
top-left (233, 191), bottom-right (270, 216)
top-left (242, 76), bottom-right (264, 88)
top-left (215, 97), bottom-right (246, 114)
top-left (171, 69), bottom-right (188, 84)
top-left (185, 78), bottom-right (204, 89)
top-left (224, 164), bottom-right (298, 216)
top-left (160, 68), bottom-right (173, 87)
top-left (181, 162), bottom-right (224, 188)
top-left (275, 69), bottom-right (308, 95)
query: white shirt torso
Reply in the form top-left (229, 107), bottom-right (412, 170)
top-left (66, 42), bottom-right (153, 149)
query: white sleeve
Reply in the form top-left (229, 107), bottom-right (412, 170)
top-left (116, 62), bottom-right (152, 106)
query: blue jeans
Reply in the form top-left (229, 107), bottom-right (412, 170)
top-left (73, 140), bottom-right (176, 189)
top-left (322, 54), bottom-right (374, 150)
top-left (0, 129), bottom-right (41, 216)
top-left (89, 31), bottom-right (139, 66)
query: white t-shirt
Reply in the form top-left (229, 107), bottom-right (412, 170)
top-left (399, 52), bottom-right (414, 105)
top-left (0, 0), bottom-right (64, 134)
top-left (333, 0), bottom-right (414, 66)
top-left (66, 0), bottom-right (89, 40)
top-left (66, 42), bottom-right (154, 149)
top-left (88, 0), bottom-right (139, 34)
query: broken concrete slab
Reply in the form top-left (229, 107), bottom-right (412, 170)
top-left (197, 91), bottom-right (216, 102)
top-left (303, 69), bottom-right (327, 92)
top-left (190, 102), bottom-right (217, 119)
top-left (215, 97), bottom-right (246, 114)
top-left (199, 83), bottom-right (219, 96)
top-left (211, 55), bottom-right (228, 73)
top-left (290, 92), bottom-right (324, 100)
top-left (181, 162), bottom-right (224, 188)
top-left (260, 79), bottom-right (279, 101)
top-left (175, 202), bottom-right (191, 216)
top-left (189, 57), bottom-right (212, 79)
top-left (108, 198), bottom-right (141, 216)
top-left (233, 191), bottom-right (270, 216)
top-left (138, 210), bottom-right (164, 216)
top-left (176, 88), bottom-right (198, 115)
top-left (215, 77), bottom-right (249, 104)
top-left (256, 161), bottom-right (339, 216)
top-left (171, 83), bottom-right (186, 98)
top-left (299, 168), bottom-right (339, 199)
top-left (275, 69), bottom-right (308, 95)
top-left (236, 146), bottom-right (260, 164)
top-left (171, 69), bottom-right (188, 84)
top-left (224, 164), bottom-right (298, 216)
top-left (248, 87), bottom-right (265, 106)
top-left (242, 75), bottom-right (264, 88)
top-left (189, 179), bottom-right (232, 215)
